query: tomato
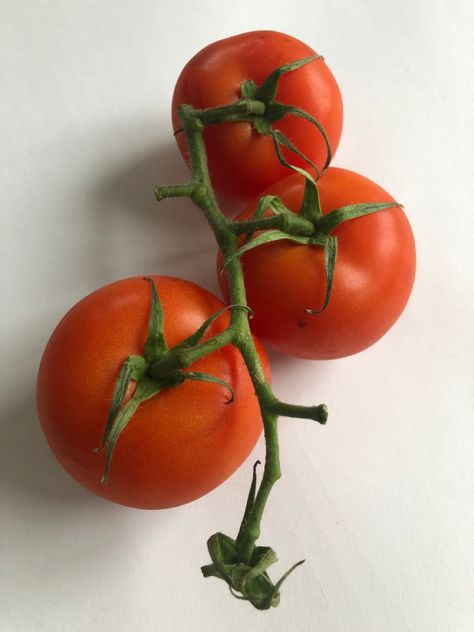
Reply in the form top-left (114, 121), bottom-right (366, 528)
top-left (37, 276), bottom-right (269, 509)
top-left (218, 168), bottom-right (416, 360)
top-left (172, 31), bottom-right (343, 206)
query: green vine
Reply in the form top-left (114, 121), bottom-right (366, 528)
top-left (98, 56), bottom-right (400, 609)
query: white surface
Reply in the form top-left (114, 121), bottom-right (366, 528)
top-left (1, 1), bottom-right (473, 631)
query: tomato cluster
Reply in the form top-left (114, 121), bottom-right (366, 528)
top-left (37, 31), bottom-right (415, 512)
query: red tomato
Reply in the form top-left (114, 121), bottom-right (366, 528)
top-left (37, 276), bottom-right (269, 509)
top-left (218, 168), bottom-right (416, 360)
top-left (172, 31), bottom-right (343, 206)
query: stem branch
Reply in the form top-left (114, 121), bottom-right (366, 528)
top-left (232, 214), bottom-right (315, 236)
top-left (270, 400), bottom-right (328, 424)
top-left (154, 183), bottom-right (196, 201)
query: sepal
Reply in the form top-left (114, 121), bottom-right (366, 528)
top-left (202, 533), bottom-right (304, 610)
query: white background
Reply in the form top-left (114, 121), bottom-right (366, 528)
top-left (1, 1), bottom-right (473, 631)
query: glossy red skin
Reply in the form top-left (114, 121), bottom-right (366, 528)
top-left (172, 31), bottom-right (343, 206)
top-left (218, 168), bottom-right (416, 360)
top-left (37, 276), bottom-right (269, 509)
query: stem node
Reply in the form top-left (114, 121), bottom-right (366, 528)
top-left (191, 183), bottom-right (208, 206)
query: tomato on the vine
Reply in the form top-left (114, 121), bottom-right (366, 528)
top-left (37, 276), bottom-right (269, 509)
top-left (218, 168), bottom-right (416, 360)
top-left (172, 30), bottom-right (343, 206)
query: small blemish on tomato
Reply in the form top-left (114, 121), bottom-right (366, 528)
top-left (124, 380), bottom-right (137, 404)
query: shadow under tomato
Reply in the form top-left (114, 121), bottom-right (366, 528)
top-left (0, 391), bottom-right (98, 504)
top-left (0, 389), bottom-right (184, 621)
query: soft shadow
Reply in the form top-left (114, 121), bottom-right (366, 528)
top-left (92, 138), bottom-right (220, 293)
top-left (0, 388), bottom-right (178, 523)
top-left (0, 391), bottom-right (98, 504)
top-left (264, 346), bottom-right (334, 380)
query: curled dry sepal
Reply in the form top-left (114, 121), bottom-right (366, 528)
top-left (202, 463), bottom-right (304, 610)
top-left (202, 534), bottom-right (304, 610)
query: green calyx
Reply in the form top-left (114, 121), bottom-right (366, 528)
top-left (225, 179), bottom-right (402, 314)
top-left (95, 279), bottom-right (242, 483)
top-left (240, 55), bottom-right (332, 177)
